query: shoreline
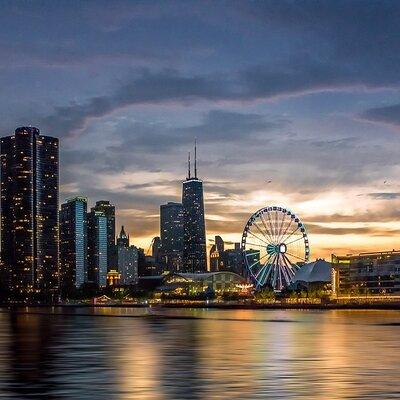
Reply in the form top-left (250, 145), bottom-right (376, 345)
top-left (2, 301), bottom-right (400, 311)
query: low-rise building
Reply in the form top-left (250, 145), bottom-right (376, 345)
top-left (332, 250), bottom-right (400, 297)
top-left (159, 271), bottom-right (247, 295)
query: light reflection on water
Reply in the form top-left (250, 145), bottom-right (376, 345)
top-left (0, 308), bottom-right (399, 399)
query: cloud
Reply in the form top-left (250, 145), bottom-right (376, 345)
top-left (40, 52), bottom-right (400, 138)
top-left (102, 109), bottom-right (286, 159)
top-left (306, 223), bottom-right (400, 237)
top-left (365, 192), bottom-right (400, 200)
top-left (39, 70), bottom-right (235, 137)
top-left (360, 103), bottom-right (400, 128)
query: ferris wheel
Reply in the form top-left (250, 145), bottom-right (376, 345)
top-left (241, 206), bottom-right (310, 291)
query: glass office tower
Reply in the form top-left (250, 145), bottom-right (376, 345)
top-left (93, 200), bottom-right (116, 270)
top-left (87, 210), bottom-right (108, 287)
top-left (59, 197), bottom-right (87, 293)
top-left (160, 202), bottom-right (184, 272)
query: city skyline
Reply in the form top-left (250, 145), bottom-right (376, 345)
top-left (2, 1), bottom-right (400, 259)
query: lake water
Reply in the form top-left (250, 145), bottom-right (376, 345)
top-left (0, 307), bottom-right (399, 399)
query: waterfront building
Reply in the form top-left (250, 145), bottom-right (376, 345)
top-left (106, 269), bottom-right (120, 286)
top-left (158, 271), bottom-right (247, 295)
top-left (332, 250), bottom-right (400, 296)
top-left (182, 143), bottom-right (207, 272)
top-left (116, 226), bottom-right (138, 285)
top-left (291, 259), bottom-right (331, 291)
top-left (160, 202), bottom-right (184, 272)
top-left (93, 200), bottom-right (116, 270)
top-left (87, 209), bottom-right (108, 287)
top-left (0, 127), bottom-right (59, 299)
top-left (59, 197), bottom-right (87, 293)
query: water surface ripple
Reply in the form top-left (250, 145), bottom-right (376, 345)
top-left (0, 308), bottom-right (399, 399)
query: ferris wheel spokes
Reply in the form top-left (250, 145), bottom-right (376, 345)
top-left (241, 206), bottom-right (310, 291)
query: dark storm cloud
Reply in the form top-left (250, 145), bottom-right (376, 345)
top-left (21, 0), bottom-right (399, 137)
top-left (40, 70), bottom-right (232, 137)
top-left (123, 180), bottom-right (182, 190)
top-left (106, 109), bottom-right (285, 155)
top-left (40, 58), bottom-right (400, 138)
top-left (360, 103), bottom-right (400, 128)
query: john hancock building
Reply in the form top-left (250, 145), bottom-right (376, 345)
top-left (182, 144), bottom-right (207, 272)
top-left (1, 127), bottom-right (59, 301)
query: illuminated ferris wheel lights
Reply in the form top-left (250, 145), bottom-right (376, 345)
top-left (241, 206), bottom-right (310, 292)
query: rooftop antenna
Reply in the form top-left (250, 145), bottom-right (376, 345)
top-left (194, 137), bottom-right (197, 178)
top-left (188, 151), bottom-right (191, 179)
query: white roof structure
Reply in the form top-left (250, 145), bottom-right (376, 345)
top-left (292, 259), bottom-right (331, 283)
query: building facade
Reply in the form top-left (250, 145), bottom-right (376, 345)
top-left (210, 236), bottom-right (225, 271)
top-left (160, 202), bottom-right (184, 272)
top-left (332, 251), bottom-right (400, 296)
top-left (182, 146), bottom-right (207, 272)
top-left (116, 226), bottom-right (138, 285)
top-left (93, 200), bottom-right (116, 270)
top-left (210, 237), bottom-right (243, 275)
top-left (1, 127), bottom-right (59, 299)
top-left (87, 210), bottom-right (108, 287)
top-left (59, 197), bottom-right (87, 293)
top-left (160, 271), bottom-right (247, 294)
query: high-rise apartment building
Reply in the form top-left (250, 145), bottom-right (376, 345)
top-left (0, 127), bottom-right (59, 299)
top-left (59, 197), bottom-right (87, 293)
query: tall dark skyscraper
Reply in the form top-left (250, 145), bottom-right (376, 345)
top-left (0, 127), bottom-right (59, 299)
top-left (160, 202), bottom-right (184, 271)
top-left (59, 197), bottom-right (87, 294)
top-left (93, 200), bottom-right (116, 270)
top-left (182, 142), bottom-right (207, 272)
top-left (87, 209), bottom-right (108, 287)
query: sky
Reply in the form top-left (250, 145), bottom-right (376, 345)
top-left (1, 0), bottom-right (400, 259)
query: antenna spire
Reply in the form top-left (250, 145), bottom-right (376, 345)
top-left (188, 151), bottom-right (191, 179)
top-left (194, 138), bottom-right (197, 178)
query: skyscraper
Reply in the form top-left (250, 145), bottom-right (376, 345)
top-left (59, 197), bottom-right (87, 294)
top-left (93, 200), bottom-right (116, 270)
top-left (87, 209), bottom-right (108, 287)
top-left (117, 226), bottom-right (138, 285)
top-left (210, 235), bottom-right (224, 272)
top-left (0, 127), bottom-right (59, 300)
top-left (160, 202), bottom-right (184, 271)
top-left (182, 142), bottom-right (207, 272)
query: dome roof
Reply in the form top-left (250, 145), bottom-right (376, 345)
top-left (292, 259), bottom-right (331, 283)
